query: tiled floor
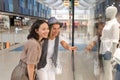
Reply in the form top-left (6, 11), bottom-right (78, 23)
top-left (56, 51), bottom-right (98, 80)
top-left (0, 49), bottom-right (98, 80)
top-left (0, 51), bottom-right (21, 80)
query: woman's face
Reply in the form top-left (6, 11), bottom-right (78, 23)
top-left (50, 24), bottom-right (60, 37)
top-left (36, 22), bottom-right (49, 39)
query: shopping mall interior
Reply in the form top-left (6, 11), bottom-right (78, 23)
top-left (0, 0), bottom-right (120, 80)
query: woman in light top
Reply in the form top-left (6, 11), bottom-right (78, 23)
top-left (37, 17), bottom-right (77, 80)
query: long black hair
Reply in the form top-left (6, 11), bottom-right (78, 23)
top-left (27, 19), bottom-right (48, 40)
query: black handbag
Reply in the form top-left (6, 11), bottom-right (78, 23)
top-left (103, 51), bottom-right (112, 60)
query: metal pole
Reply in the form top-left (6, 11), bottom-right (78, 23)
top-left (71, 0), bottom-right (75, 80)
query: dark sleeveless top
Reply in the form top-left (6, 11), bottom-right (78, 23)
top-left (37, 36), bottom-right (59, 69)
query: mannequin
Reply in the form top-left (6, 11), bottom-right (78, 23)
top-left (100, 6), bottom-right (120, 80)
top-left (106, 5), bottom-right (118, 20)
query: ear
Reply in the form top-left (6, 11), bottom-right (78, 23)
top-left (35, 29), bottom-right (38, 33)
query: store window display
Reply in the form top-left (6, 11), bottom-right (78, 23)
top-left (100, 6), bottom-right (120, 80)
top-left (99, 5), bottom-right (120, 80)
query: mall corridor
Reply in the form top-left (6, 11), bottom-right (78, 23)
top-left (0, 0), bottom-right (120, 80)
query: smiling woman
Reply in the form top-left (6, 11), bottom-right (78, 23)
top-left (11, 19), bottom-right (49, 80)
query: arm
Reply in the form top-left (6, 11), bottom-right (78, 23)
top-left (26, 40), bottom-right (40, 80)
top-left (27, 64), bottom-right (35, 80)
top-left (111, 23), bottom-right (120, 52)
top-left (85, 41), bottom-right (96, 51)
top-left (85, 36), bottom-right (98, 51)
top-left (61, 40), bottom-right (77, 51)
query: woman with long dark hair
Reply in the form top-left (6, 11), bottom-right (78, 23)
top-left (11, 19), bottom-right (49, 80)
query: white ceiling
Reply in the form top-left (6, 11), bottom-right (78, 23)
top-left (37, 0), bottom-right (105, 10)
top-left (37, 0), bottom-right (105, 20)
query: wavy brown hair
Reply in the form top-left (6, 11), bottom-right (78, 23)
top-left (27, 19), bottom-right (48, 40)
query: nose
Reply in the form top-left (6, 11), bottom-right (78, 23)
top-left (55, 28), bottom-right (60, 32)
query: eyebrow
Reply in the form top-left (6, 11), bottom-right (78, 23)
top-left (53, 27), bottom-right (60, 29)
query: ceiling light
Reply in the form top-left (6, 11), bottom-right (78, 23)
top-left (63, 0), bottom-right (79, 6)
top-left (63, 0), bottom-right (69, 6)
top-left (74, 0), bottom-right (79, 6)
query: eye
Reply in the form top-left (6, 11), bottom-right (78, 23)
top-left (53, 28), bottom-right (56, 30)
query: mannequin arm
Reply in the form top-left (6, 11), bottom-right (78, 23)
top-left (112, 42), bottom-right (118, 54)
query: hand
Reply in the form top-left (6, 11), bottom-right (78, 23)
top-left (85, 45), bottom-right (93, 51)
top-left (69, 46), bottom-right (78, 51)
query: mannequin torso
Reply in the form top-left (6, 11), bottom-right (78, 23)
top-left (100, 6), bottom-right (120, 54)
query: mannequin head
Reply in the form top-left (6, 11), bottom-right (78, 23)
top-left (105, 6), bottom-right (118, 19)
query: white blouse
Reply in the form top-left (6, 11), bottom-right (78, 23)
top-left (100, 18), bottom-right (120, 54)
top-left (43, 36), bottom-right (68, 70)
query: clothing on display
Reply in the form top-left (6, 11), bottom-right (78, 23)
top-left (99, 6), bottom-right (120, 80)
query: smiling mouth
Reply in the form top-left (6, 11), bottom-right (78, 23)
top-left (44, 34), bottom-right (49, 36)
